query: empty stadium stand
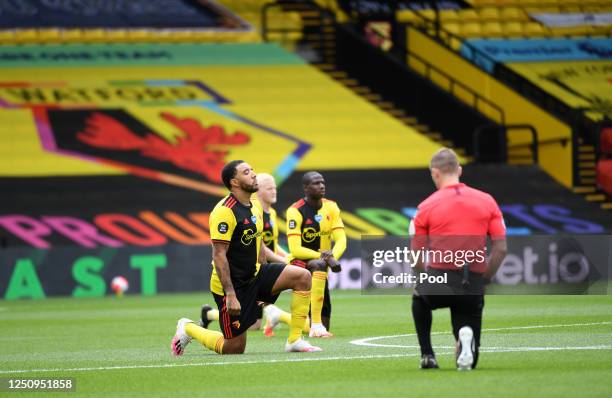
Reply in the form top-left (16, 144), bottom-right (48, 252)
top-left (0, 0), bottom-right (258, 43)
top-left (294, 1), bottom-right (612, 211)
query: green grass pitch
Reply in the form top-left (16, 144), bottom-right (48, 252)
top-left (1, 291), bottom-right (612, 397)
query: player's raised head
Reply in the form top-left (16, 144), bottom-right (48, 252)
top-left (302, 171), bottom-right (325, 199)
top-left (257, 173), bottom-right (277, 205)
top-left (221, 160), bottom-right (244, 189)
top-left (221, 160), bottom-right (258, 193)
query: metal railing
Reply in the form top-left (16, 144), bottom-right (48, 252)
top-left (473, 124), bottom-right (541, 163)
top-left (406, 49), bottom-right (506, 125)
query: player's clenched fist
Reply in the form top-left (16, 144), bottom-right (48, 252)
top-left (226, 293), bottom-right (241, 316)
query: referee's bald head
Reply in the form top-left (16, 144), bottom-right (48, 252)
top-left (430, 148), bottom-right (460, 175)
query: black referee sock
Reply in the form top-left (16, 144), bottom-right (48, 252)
top-left (412, 295), bottom-right (434, 356)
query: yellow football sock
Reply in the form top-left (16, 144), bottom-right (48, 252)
top-left (288, 290), bottom-right (311, 344)
top-left (311, 271), bottom-right (327, 325)
top-left (279, 310), bottom-right (291, 325)
top-left (279, 310), bottom-right (311, 333)
top-left (208, 309), bottom-right (219, 321)
top-left (185, 322), bottom-right (224, 354)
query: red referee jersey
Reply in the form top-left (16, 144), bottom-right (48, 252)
top-left (411, 183), bottom-right (506, 273)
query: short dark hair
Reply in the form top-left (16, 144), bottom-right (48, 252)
top-left (221, 160), bottom-right (244, 190)
top-left (302, 171), bottom-right (321, 186)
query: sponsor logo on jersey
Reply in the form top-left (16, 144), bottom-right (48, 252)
top-left (218, 222), bottom-right (228, 234)
top-left (241, 228), bottom-right (261, 245)
top-left (302, 227), bottom-right (330, 243)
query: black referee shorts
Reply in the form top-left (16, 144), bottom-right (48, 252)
top-left (415, 268), bottom-right (485, 344)
top-left (213, 263), bottom-right (284, 339)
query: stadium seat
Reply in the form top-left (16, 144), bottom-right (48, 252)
top-left (478, 7), bottom-right (500, 21)
top-left (449, 36), bottom-right (463, 51)
top-left (104, 29), bottom-right (129, 42)
top-left (0, 30), bottom-right (14, 44)
top-left (500, 7), bottom-right (527, 21)
top-left (82, 29), bottom-right (107, 42)
top-left (482, 22), bottom-right (503, 37)
top-left (397, 10), bottom-right (420, 23)
top-left (461, 22), bottom-right (483, 38)
top-left (439, 9), bottom-right (459, 22)
top-left (458, 9), bottom-right (480, 21)
top-left (520, 0), bottom-right (549, 6)
top-left (600, 127), bottom-right (612, 155)
top-left (522, 22), bottom-right (546, 37)
top-left (38, 29), bottom-right (61, 43)
top-left (60, 29), bottom-right (84, 42)
top-left (524, 6), bottom-right (560, 14)
top-left (550, 26), bottom-right (595, 37)
top-left (502, 22), bottom-right (524, 37)
top-left (14, 29), bottom-right (38, 43)
top-left (126, 29), bottom-right (150, 42)
top-left (442, 22), bottom-right (461, 36)
top-left (596, 160), bottom-right (612, 196)
top-left (418, 9), bottom-right (437, 21)
top-left (557, 5), bottom-right (581, 13)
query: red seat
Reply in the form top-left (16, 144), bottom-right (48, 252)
top-left (596, 159), bottom-right (612, 196)
top-left (600, 127), bottom-right (612, 155)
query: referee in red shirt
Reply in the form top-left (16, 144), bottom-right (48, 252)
top-left (410, 148), bottom-right (507, 370)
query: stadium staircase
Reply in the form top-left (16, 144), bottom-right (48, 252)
top-left (400, 0), bottom-right (612, 210)
top-left (249, 0), bottom-right (474, 160)
top-left (326, 0), bottom-right (612, 211)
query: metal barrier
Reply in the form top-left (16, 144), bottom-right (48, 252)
top-left (473, 124), bottom-right (541, 164)
top-left (406, 49), bottom-right (506, 125)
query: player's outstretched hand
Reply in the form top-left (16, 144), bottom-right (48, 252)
top-left (226, 293), bottom-right (241, 316)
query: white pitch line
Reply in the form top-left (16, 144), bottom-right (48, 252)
top-left (481, 346), bottom-right (612, 352)
top-left (359, 344), bottom-right (612, 351)
top-left (3, 321), bottom-right (611, 375)
top-left (0, 353), bottom-right (423, 375)
top-left (350, 321), bottom-right (612, 347)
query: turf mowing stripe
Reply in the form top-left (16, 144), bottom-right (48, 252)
top-left (0, 353), bottom-right (427, 375)
top-left (3, 321), bottom-right (611, 375)
top-left (3, 345), bottom-right (612, 375)
top-left (350, 321), bottom-right (612, 347)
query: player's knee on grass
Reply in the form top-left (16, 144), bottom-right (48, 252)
top-left (307, 259), bottom-right (327, 273)
top-left (222, 336), bottom-right (246, 355)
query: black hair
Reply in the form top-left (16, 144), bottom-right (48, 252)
top-left (302, 171), bottom-right (321, 186)
top-left (221, 160), bottom-right (245, 190)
